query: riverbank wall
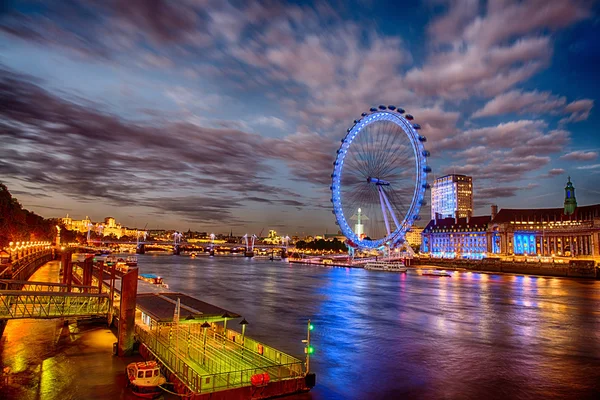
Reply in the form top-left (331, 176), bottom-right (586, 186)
top-left (412, 258), bottom-right (599, 279)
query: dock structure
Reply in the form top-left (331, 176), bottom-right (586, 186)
top-left (133, 292), bottom-right (309, 397)
top-left (84, 259), bottom-right (313, 398)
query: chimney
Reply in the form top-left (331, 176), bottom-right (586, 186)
top-left (434, 212), bottom-right (439, 225)
top-left (454, 210), bottom-right (459, 225)
top-left (491, 204), bottom-right (498, 220)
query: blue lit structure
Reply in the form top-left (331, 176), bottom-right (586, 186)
top-left (513, 233), bottom-right (536, 255)
top-left (330, 107), bottom-right (430, 251)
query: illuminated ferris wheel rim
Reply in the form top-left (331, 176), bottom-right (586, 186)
top-left (330, 106), bottom-right (431, 250)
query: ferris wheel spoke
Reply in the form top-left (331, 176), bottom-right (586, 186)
top-left (380, 187), bottom-right (401, 231)
top-left (377, 186), bottom-right (391, 236)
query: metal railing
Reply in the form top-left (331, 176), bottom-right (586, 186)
top-left (0, 290), bottom-right (110, 319)
top-left (0, 279), bottom-right (99, 293)
top-left (135, 323), bottom-right (304, 394)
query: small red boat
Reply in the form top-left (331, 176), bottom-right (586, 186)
top-left (126, 360), bottom-right (166, 398)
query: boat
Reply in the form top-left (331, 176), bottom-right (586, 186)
top-left (126, 360), bottom-right (166, 398)
top-left (105, 255), bottom-right (118, 266)
top-left (421, 270), bottom-right (451, 277)
top-left (364, 261), bottom-right (407, 272)
top-left (126, 255), bottom-right (138, 267)
top-left (139, 273), bottom-right (169, 288)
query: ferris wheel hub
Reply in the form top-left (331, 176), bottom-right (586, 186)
top-left (367, 177), bottom-right (390, 186)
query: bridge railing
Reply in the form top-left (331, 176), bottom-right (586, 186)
top-left (0, 290), bottom-right (110, 319)
top-left (7, 249), bottom-right (54, 281)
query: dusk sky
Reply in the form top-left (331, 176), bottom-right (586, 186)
top-left (1, 0), bottom-right (599, 236)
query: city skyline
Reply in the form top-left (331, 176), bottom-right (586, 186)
top-left (1, 0), bottom-right (599, 233)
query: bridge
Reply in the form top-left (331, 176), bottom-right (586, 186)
top-left (0, 290), bottom-right (109, 320)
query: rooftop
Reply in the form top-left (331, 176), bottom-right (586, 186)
top-left (424, 216), bottom-right (491, 232)
top-left (136, 292), bottom-right (241, 324)
top-left (491, 204), bottom-right (600, 224)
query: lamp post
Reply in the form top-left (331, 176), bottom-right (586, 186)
top-left (201, 321), bottom-right (210, 365)
top-left (239, 318), bottom-right (249, 359)
top-left (221, 311), bottom-right (233, 346)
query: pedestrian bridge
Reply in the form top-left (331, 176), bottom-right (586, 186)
top-left (0, 289), bottom-right (109, 320)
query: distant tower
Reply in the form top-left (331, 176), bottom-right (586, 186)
top-left (351, 208), bottom-right (369, 239)
top-left (564, 176), bottom-right (577, 216)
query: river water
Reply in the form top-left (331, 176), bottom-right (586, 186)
top-left (134, 254), bottom-right (600, 400)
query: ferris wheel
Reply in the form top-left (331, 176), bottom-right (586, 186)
top-left (330, 105), bottom-right (431, 252)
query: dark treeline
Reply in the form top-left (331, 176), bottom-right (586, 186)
top-left (295, 238), bottom-right (347, 252)
top-left (0, 183), bottom-right (57, 248)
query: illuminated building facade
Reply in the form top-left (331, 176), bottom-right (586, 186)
top-left (422, 216), bottom-right (491, 259)
top-left (488, 204), bottom-right (600, 259)
top-left (60, 214), bottom-right (146, 239)
top-left (61, 214), bottom-right (91, 233)
top-left (431, 174), bottom-right (473, 219)
top-left (405, 225), bottom-right (424, 249)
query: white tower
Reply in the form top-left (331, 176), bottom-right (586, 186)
top-left (351, 208), bottom-right (368, 238)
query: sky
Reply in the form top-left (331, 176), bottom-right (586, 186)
top-left (1, 0), bottom-right (599, 236)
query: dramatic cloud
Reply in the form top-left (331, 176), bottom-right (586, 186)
top-left (0, 0), bottom-right (597, 230)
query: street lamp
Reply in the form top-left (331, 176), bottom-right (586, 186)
top-left (221, 311), bottom-right (234, 344)
top-left (239, 318), bottom-right (249, 359)
top-left (201, 321), bottom-right (211, 365)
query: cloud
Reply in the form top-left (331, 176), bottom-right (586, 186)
top-left (0, 67), bottom-right (314, 224)
top-left (410, 0), bottom-right (593, 99)
top-left (472, 90), bottom-right (594, 122)
top-left (540, 168), bottom-right (565, 178)
top-left (560, 99), bottom-right (594, 123)
top-left (576, 164), bottom-right (600, 170)
top-left (560, 151), bottom-right (598, 161)
top-left (253, 116), bottom-right (287, 130)
top-left (472, 90), bottom-right (566, 118)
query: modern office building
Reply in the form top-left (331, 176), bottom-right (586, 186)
top-left (431, 174), bottom-right (473, 219)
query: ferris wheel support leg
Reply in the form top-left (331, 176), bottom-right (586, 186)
top-left (381, 190), bottom-right (401, 232)
top-left (377, 186), bottom-right (391, 236)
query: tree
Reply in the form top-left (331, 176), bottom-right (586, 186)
top-left (0, 182), bottom-right (57, 248)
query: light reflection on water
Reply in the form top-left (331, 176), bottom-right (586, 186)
top-left (136, 254), bottom-right (600, 400)
top-left (1, 255), bottom-right (599, 399)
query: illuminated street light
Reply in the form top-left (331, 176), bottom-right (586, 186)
top-left (240, 318), bottom-right (249, 359)
top-left (201, 321), bottom-right (211, 365)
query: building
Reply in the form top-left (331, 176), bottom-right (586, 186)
top-left (422, 215), bottom-right (491, 259)
top-left (431, 174), bottom-right (473, 219)
top-left (422, 178), bottom-right (600, 261)
top-left (61, 214), bottom-right (91, 233)
top-left (405, 225), bottom-right (424, 250)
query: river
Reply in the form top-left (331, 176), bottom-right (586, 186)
top-left (135, 253), bottom-right (600, 400)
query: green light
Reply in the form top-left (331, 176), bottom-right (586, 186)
top-left (307, 346), bottom-right (314, 354)
top-left (309, 324), bottom-right (314, 331)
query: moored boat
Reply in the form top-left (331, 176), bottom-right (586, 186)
top-left (126, 255), bottom-right (138, 267)
top-left (364, 261), bottom-right (407, 272)
top-left (139, 273), bottom-right (169, 288)
top-left (421, 270), bottom-right (451, 277)
top-left (126, 360), bottom-right (166, 398)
